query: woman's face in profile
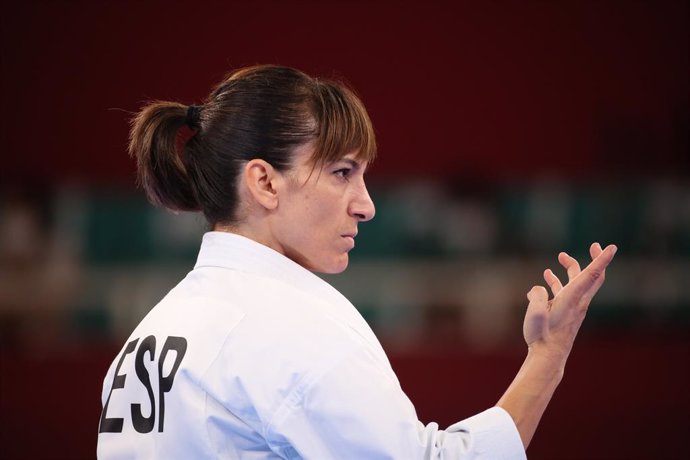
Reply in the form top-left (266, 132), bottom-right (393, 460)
top-left (270, 144), bottom-right (375, 274)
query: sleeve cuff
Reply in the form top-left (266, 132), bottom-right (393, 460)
top-left (447, 406), bottom-right (526, 459)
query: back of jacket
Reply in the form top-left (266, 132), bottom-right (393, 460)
top-left (97, 232), bottom-right (525, 460)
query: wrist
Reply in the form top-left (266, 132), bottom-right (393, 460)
top-left (496, 344), bottom-right (568, 449)
top-left (524, 346), bottom-right (567, 383)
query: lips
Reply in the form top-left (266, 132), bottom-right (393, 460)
top-left (341, 232), bottom-right (357, 250)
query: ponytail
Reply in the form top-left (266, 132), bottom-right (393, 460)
top-left (128, 101), bottom-right (200, 212)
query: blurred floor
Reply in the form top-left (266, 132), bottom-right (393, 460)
top-left (1, 332), bottom-right (688, 460)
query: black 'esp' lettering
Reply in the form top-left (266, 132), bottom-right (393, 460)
top-left (98, 335), bottom-right (188, 434)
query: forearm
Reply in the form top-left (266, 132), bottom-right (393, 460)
top-left (496, 348), bottom-right (566, 449)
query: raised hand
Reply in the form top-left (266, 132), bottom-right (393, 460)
top-left (498, 243), bottom-right (617, 449)
top-left (523, 243), bottom-right (617, 359)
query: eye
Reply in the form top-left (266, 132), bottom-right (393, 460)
top-left (333, 168), bottom-right (352, 179)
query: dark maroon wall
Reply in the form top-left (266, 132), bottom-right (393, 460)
top-left (1, 0), bottom-right (687, 184)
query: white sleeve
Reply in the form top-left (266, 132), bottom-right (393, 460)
top-left (264, 347), bottom-right (526, 459)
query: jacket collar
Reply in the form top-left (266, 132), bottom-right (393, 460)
top-left (193, 231), bottom-right (384, 354)
top-left (194, 231), bottom-right (344, 306)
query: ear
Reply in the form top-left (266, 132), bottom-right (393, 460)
top-left (242, 159), bottom-right (281, 210)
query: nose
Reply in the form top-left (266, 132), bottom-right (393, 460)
top-left (350, 180), bottom-right (375, 222)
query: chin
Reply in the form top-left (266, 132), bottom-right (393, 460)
top-left (312, 255), bottom-right (349, 274)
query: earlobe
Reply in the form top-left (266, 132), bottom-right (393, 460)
top-left (243, 159), bottom-right (279, 210)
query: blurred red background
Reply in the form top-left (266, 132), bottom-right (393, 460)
top-left (1, 1), bottom-right (688, 459)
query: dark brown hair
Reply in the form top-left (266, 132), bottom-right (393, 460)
top-left (128, 65), bottom-right (376, 226)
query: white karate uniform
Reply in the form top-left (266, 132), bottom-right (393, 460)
top-left (98, 231), bottom-right (525, 459)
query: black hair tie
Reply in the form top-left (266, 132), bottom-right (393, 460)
top-left (185, 105), bottom-right (202, 129)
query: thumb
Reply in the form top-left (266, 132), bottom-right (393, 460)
top-left (524, 286), bottom-right (549, 345)
top-left (527, 285), bottom-right (549, 313)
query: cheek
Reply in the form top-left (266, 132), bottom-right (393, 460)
top-left (301, 193), bottom-right (337, 226)
top-left (283, 198), bottom-right (326, 244)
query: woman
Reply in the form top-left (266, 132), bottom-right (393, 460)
top-left (98, 65), bottom-right (616, 459)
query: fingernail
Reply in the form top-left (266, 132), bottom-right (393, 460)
top-left (611, 245), bottom-right (618, 255)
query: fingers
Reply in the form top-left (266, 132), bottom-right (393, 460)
top-left (589, 242), bottom-right (603, 260)
top-left (549, 242), bottom-right (616, 301)
top-left (569, 244), bottom-right (617, 300)
top-left (558, 252), bottom-right (581, 281)
top-left (547, 245), bottom-right (595, 297)
top-left (527, 244), bottom-right (616, 348)
top-left (585, 244), bottom-right (617, 279)
top-left (544, 268), bottom-right (563, 296)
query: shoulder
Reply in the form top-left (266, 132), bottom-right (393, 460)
top-left (169, 265), bottom-right (371, 406)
